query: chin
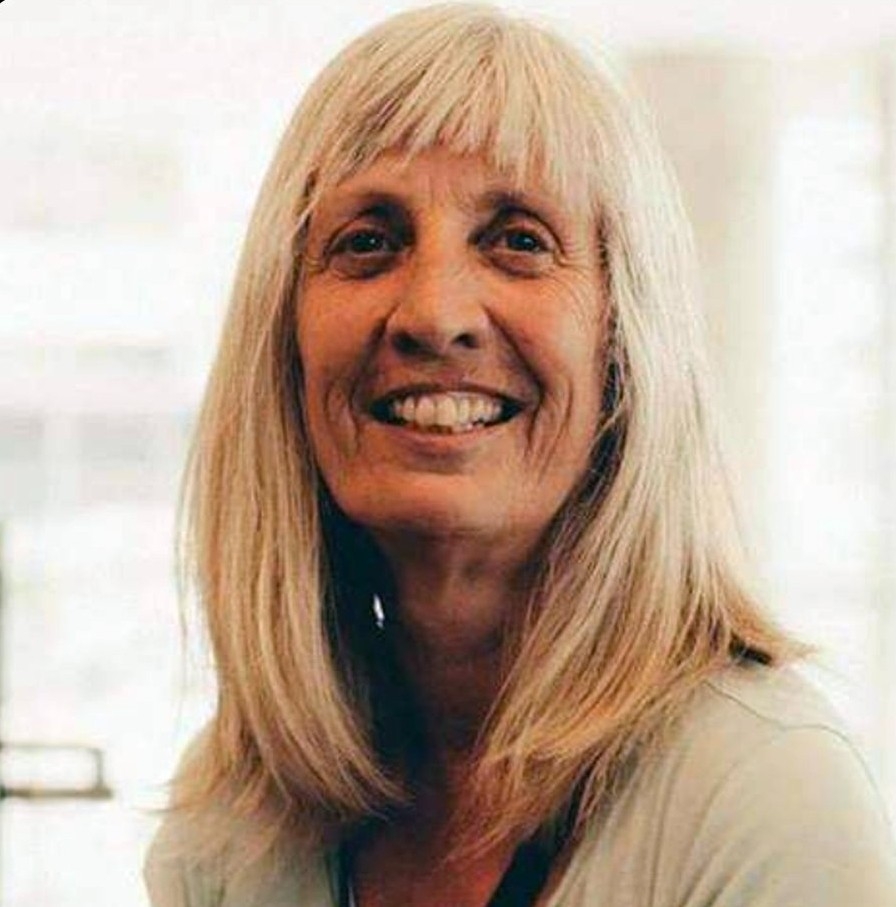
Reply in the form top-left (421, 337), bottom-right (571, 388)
top-left (333, 476), bottom-right (514, 542)
top-left (346, 498), bottom-right (565, 569)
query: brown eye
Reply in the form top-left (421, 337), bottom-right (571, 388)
top-left (334, 229), bottom-right (397, 256)
top-left (480, 219), bottom-right (555, 276)
top-left (498, 228), bottom-right (548, 254)
top-left (329, 227), bottom-right (402, 278)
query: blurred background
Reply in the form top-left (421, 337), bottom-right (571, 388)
top-left (1, 0), bottom-right (896, 902)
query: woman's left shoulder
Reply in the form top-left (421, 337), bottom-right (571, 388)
top-left (558, 663), bottom-right (896, 907)
top-left (656, 660), bottom-right (882, 790)
top-left (663, 662), bottom-right (895, 905)
top-left (664, 662), bottom-right (896, 904)
top-left (701, 659), bottom-right (851, 732)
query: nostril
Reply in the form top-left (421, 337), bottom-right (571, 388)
top-left (393, 331), bottom-right (426, 356)
top-left (391, 329), bottom-right (481, 357)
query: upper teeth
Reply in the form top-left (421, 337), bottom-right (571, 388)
top-left (388, 392), bottom-right (505, 432)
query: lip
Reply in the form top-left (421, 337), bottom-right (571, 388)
top-left (370, 381), bottom-right (527, 406)
top-left (356, 379), bottom-right (531, 462)
top-left (364, 381), bottom-right (530, 423)
top-left (363, 410), bottom-right (518, 461)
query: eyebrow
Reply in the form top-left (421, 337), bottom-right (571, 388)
top-left (471, 189), bottom-right (557, 220)
top-left (315, 186), bottom-right (566, 227)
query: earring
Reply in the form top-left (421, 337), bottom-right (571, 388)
top-left (372, 594), bottom-right (386, 630)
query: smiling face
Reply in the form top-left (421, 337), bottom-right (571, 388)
top-left (298, 147), bottom-right (607, 558)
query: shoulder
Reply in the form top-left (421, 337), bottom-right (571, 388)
top-left (143, 726), bottom-right (334, 907)
top-left (143, 811), bottom-right (225, 907)
top-left (560, 662), bottom-right (896, 907)
top-left (700, 658), bottom-right (851, 736)
top-left (679, 664), bottom-right (895, 890)
top-left (629, 661), bottom-right (881, 810)
top-left (668, 660), bottom-right (863, 772)
top-left (645, 661), bottom-right (886, 802)
top-left (144, 813), bottom-right (333, 907)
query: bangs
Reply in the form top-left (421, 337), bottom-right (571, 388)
top-left (300, 6), bottom-right (611, 220)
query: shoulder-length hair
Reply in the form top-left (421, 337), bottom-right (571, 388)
top-left (171, 1), bottom-right (804, 872)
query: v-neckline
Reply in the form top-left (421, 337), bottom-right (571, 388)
top-left (326, 830), bottom-right (584, 907)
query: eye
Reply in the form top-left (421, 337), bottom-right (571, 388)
top-left (332, 228), bottom-right (399, 257)
top-left (495, 227), bottom-right (549, 254)
top-left (329, 227), bottom-right (402, 278)
top-left (480, 218), bottom-right (556, 276)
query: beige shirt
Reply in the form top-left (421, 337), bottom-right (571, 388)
top-left (145, 664), bottom-right (896, 906)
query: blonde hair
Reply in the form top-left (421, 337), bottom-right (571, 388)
top-left (172, 1), bottom-right (804, 872)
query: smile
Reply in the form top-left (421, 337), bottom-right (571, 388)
top-left (369, 391), bottom-right (523, 434)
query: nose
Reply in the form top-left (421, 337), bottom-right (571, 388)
top-left (384, 248), bottom-right (491, 359)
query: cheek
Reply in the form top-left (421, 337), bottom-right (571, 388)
top-left (512, 282), bottom-right (606, 409)
top-left (298, 295), bottom-right (341, 376)
top-left (296, 303), bottom-right (359, 467)
top-left (298, 288), bottom-right (364, 396)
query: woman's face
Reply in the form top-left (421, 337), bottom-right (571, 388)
top-left (298, 147), bottom-right (607, 553)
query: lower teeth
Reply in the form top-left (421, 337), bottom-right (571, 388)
top-left (403, 421), bottom-right (488, 433)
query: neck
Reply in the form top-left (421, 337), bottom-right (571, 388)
top-left (373, 531), bottom-right (536, 767)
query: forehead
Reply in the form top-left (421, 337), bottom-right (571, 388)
top-left (310, 146), bottom-right (593, 229)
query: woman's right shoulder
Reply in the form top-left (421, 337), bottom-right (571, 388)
top-left (143, 810), bottom-right (224, 907)
top-left (143, 725), bottom-right (333, 907)
top-left (143, 811), bottom-right (334, 907)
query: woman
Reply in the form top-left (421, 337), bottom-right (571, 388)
top-left (145, 4), bottom-right (896, 906)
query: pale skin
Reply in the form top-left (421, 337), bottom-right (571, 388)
top-left (298, 147), bottom-right (608, 906)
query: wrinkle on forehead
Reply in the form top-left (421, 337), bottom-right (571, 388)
top-left (310, 147), bottom-right (594, 241)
